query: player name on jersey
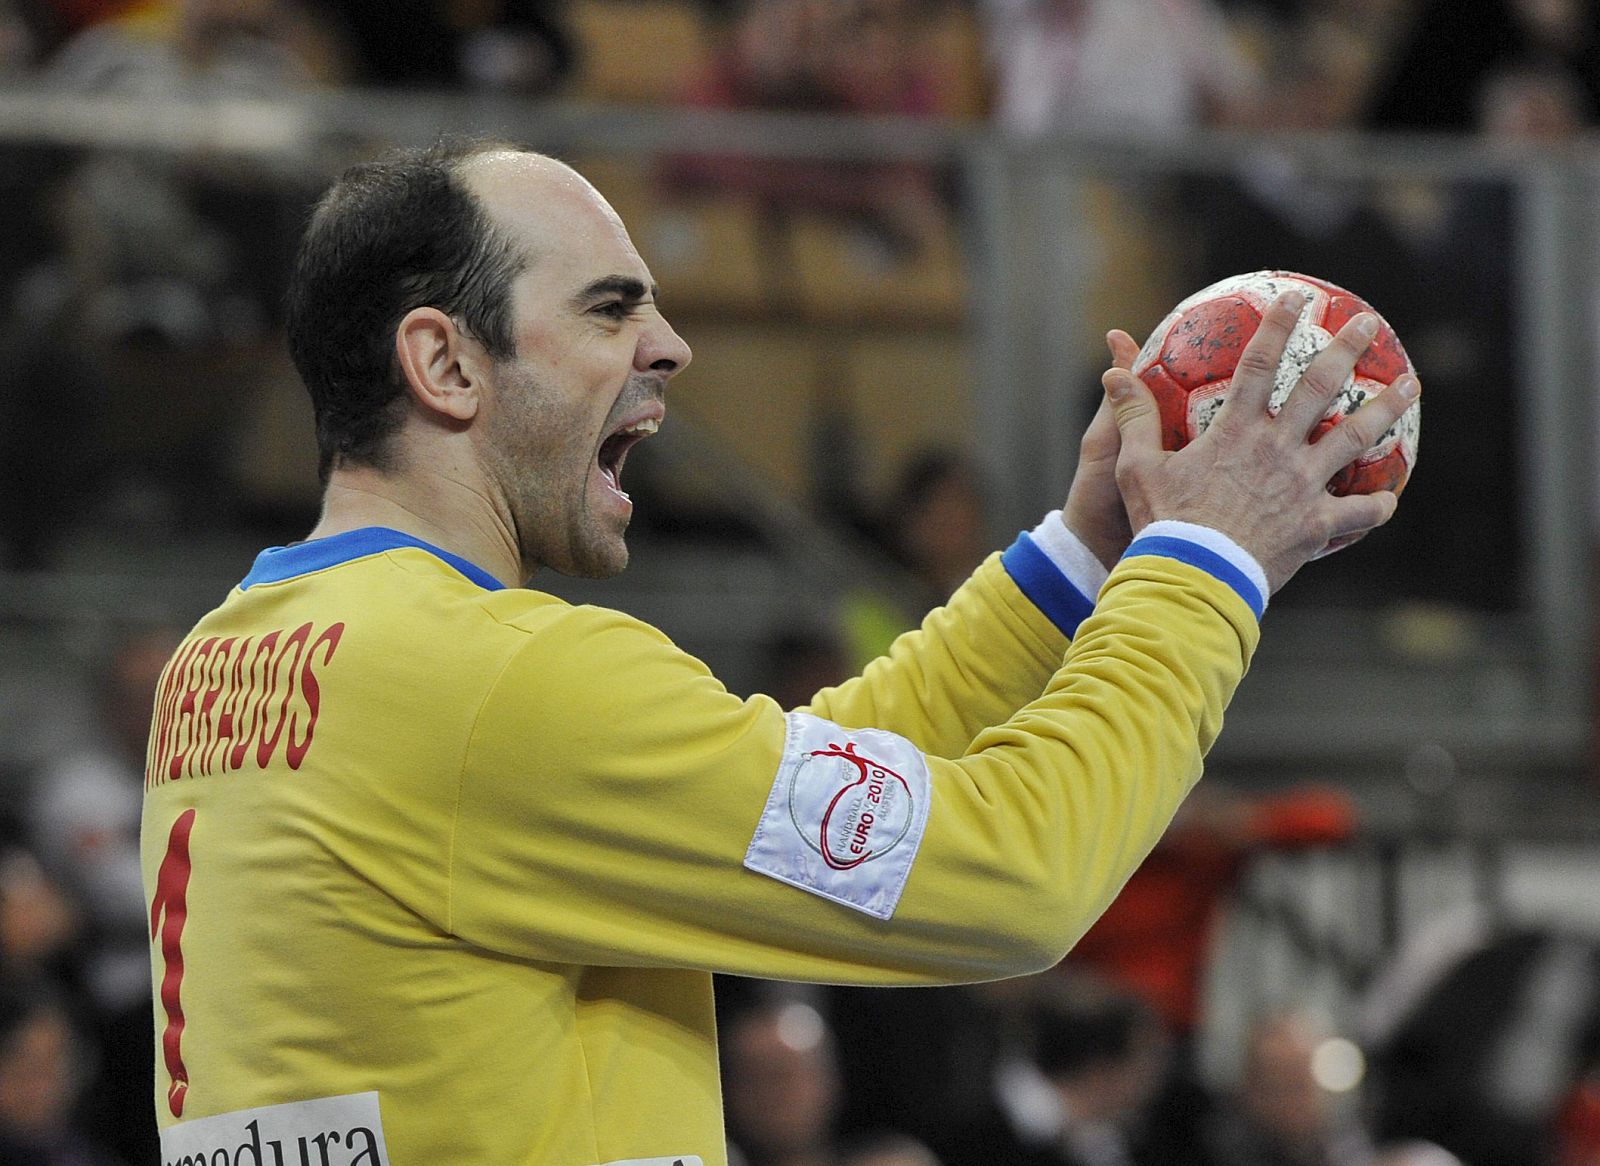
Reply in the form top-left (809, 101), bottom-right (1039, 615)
top-left (148, 622), bottom-right (344, 788)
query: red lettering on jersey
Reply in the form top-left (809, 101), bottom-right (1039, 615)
top-left (256, 622), bottom-right (310, 769)
top-left (149, 622), bottom-right (346, 785)
top-left (288, 623), bottom-right (344, 769)
top-left (150, 808), bottom-right (196, 1117)
top-left (205, 635), bottom-right (253, 776)
top-left (229, 630), bottom-right (281, 772)
top-left (148, 637), bottom-right (206, 790)
top-left (167, 638), bottom-right (219, 782)
top-left (191, 637), bottom-right (236, 779)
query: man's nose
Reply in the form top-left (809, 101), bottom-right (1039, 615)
top-left (637, 316), bottom-right (692, 377)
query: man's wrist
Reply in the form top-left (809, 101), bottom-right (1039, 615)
top-left (1000, 513), bottom-right (1271, 636)
top-left (1124, 520), bottom-right (1270, 619)
top-left (1034, 511), bottom-right (1111, 597)
top-left (1061, 499), bottom-right (1130, 573)
top-left (999, 511), bottom-right (1104, 639)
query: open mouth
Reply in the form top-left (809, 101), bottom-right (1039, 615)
top-left (596, 416), bottom-right (659, 500)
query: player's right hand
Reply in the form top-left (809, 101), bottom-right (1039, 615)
top-left (1100, 289), bottom-right (1421, 596)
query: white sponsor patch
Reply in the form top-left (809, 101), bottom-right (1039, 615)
top-left (160, 1091), bottom-right (389, 1165)
top-left (743, 712), bottom-right (931, 920)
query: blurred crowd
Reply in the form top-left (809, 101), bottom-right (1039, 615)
top-left (713, 918), bottom-right (1600, 1166)
top-left (0, 0), bottom-right (1590, 578)
top-left (0, 0), bottom-right (1594, 1164)
top-left (0, 0), bottom-right (1587, 593)
top-left (0, 0), bottom-right (1591, 131)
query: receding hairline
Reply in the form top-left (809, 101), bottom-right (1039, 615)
top-left (453, 146), bottom-right (574, 178)
top-left (454, 148), bottom-right (647, 299)
top-left (453, 148), bottom-right (601, 210)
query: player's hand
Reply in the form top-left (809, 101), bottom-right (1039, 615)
top-left (1063, 330), bottom-right (1141, 569)
top-left (1100, 289), bottom-right (1420, 595)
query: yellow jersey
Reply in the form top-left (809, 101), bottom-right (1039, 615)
top-left (142, 519), bottom-right (1262, 1165)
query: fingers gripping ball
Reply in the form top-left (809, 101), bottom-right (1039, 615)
top-left (1132, 270), bottom-right (1420, 553)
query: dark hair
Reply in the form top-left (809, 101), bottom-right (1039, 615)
top-left (285, 138), bottom-right (529, 480)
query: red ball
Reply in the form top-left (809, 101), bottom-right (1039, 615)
top-left (1132, 270), bottom-right (1420, 553)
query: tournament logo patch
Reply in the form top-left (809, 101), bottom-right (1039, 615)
top-left (790, 741), bottom-right (916, 870)
top-left (744, 712), bottom-right (932, 919)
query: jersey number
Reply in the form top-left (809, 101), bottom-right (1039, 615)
top-left (150, 808), bottom-right (196, 1118)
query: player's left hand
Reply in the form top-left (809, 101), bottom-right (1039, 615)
top-left (1063, 330), bottom-right (1140, 569)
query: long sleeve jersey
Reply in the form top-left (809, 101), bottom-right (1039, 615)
top-left (141, 518), bottom-right (1263, 1165)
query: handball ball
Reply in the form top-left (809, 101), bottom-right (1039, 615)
top-left (1131, 270), bottom-right (1419, 552)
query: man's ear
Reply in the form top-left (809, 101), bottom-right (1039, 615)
top-left (394, 307), bottom-right (483, 423)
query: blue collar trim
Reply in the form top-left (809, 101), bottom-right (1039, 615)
top-left (239, 527), bottom-right (506, 592)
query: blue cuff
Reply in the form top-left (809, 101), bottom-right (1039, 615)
top-left (1001, 533), bottom-right (1097, 638)
top-left (1122, 535), bottom-right (1266, 620)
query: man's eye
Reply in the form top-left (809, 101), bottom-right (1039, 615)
top-left (594, 301), bottom-right (632, 321)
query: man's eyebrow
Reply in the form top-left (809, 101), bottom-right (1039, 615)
top-left (570, 275), bottom-right (658, 308)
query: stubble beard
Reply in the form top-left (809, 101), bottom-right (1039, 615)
top-left (489, 363), bottom-right (635, 582)
top-left (552, 505), bottom-right (630, 580)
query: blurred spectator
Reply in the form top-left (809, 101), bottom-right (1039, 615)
top-left (882, 450), bottom-right (990, 604)
top-left (28, 624), bottom-right (180, 1166)
top-left (1559, 1067), bottom-right (1600, 1166)
top-left (0, 197), bottom-right (261, 569)
top-left (835, 449), bottom-right (991, 667)
top-left (41, 0), bottom-right (338, 93)
top-left (1201, 1009), bottom-right (1377, 1166)
top-left (1375, 1144), bottom-right (1465, 1166)
top-left (11, 0), bottom-right (156, 61)
top-left (1476, 57), bottom-right (1594, 142)
top-left (0, 0), bottom-right (330, 561)
top-left (1365, 0), bottom-right (1600, 132)
top-left (34, 151), bottom-right (265, 341)
top-left (322, 0), bottom-right (575, 93)
top-left (826, 981), bottom-right (1002, 1145)
top-left (938, 973), bottom-right (1168, 1166)
top-left (664, 0), bottom-right (947, 259)
top-left (1361, 910), bottom-right (1600, 1166)
top-left (840, 1132), bottom-right (944, 1166)
top-left (1067, 786), bottom-right (1357, 1040)
top-left (0, 979), bottom-right (122, 1166)
top-left (724, 999), bottom-right (844, 1166)
top-left (971, 0), bottom-right (1249, 426)
top-left (0, 0), bottom-right (33, 74)
top-left (29, 626), bottom-right (175, 989)
top-left (1188, 11), bottom-right (1388, 262)
top-left (1233, 12), bottom-right (1381, 134)
top-left (1062, 786), bottom-right (1356, 1162)
top-left (978, 0), bottom-right (1256, 137)
top-left (0, 851), bottom-right (77, 981)
top-left (758, 622), bottom-right (851, 709)
top-left (38, 0), bottom-right (335, 330)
